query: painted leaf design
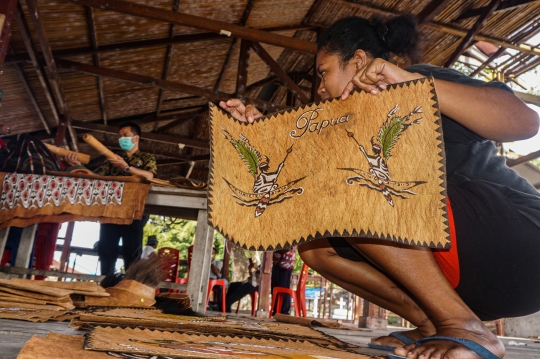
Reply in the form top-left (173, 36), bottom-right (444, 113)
top-left (233, 138), bottom-right (261, 177)
top-left (378, 117), bottom-right (404, 160)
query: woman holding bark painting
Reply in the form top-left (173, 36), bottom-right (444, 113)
top-left (220, 14), bottom-right (540, 359)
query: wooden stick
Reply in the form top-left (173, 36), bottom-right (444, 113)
top-left (44, 143), bottom-right (91, 164)
top-left (83, 134), bottom-right (116, 160)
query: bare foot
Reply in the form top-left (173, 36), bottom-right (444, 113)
top-left (370, 328), bottom-right (431, 348)
top-left (394, 320), bottom-right (505, 359)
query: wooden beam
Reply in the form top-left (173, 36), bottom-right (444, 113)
top-left (251, 42), bottom-right (310, 104)
top-left (62, 0), bottom-right (317, 54)
top-left (456, 0), bottom-right (536, 20)
top-left (14, 4), bottom-right (60, 124)
top-left (470, 47), bottom-right (506, 77)
top-left (506, 149), bottom-right (540, 167)
top-left (155, 108), bottom-right (208, 133)
top-left (427, 22), bottom-right (540, 57)
top-left (14, 225), bottom-right (37, 271)
top-left (416, 0), bottom-right (453, 25)
top-left (59, 222), bottom-right (75, 272)
top-left (26, 0), bottom-right (79, 151)
top-left (214, 0), bottom-right (255, 92)
top-left (514, 91), bottom-right (540, 107)
top-left (55, 58), bottom-right (286, 111)
top-left (156, 0), bottom-right (181, 116)
top-left (6, 25), bottom-right (314, 64)
top-left (86, 6), bottom-right (108, 125)
top-left (0, 228), bottom-right (9, 265)
top-left (236, 39), bottom-right (251, 98)
top-left (333, 0), bottom-right (540, 57)
top-left (13, 62), bottom-right (51, 134)
top-left (71, 120), bottom-right (210, 149)
top-left (98, 138), bottom-right (210, 162)
top-left (54, 115), bottom-right (69, 147)
top-left (444, 0), bottom-right (502, 67)
top-left (186, 210), bottom-right (214, 313)
top-left (510, 55), bottom-right (540, 78)
top-left (0, 0), bottom-right (18, 70)
top-left (257, 251), bottom-right (273, 316)
top-left (25, 0), bottom-right (69, 121)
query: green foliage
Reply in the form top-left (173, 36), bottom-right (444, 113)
top-left (143, 215), bottom-right (196, 257)
top-left (142, 215), bottom-right (227, 277)
top-left (531, 158), bottom-right (540, 169)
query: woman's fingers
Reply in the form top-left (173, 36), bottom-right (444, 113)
top-left (244, 104), bottom-right (263, 124)
top-left (219, 99), bottom-right (248, 122)
top-left (342, 59), bottom-right (419, 100)
top-left (218, 99), bottom-right (263, 123)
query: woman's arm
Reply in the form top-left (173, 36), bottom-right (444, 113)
top-left (434, 79), bottom-right (539, 142)
top-left (343, 58), bottom-right (539, 142)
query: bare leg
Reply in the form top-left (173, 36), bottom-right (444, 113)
top-left (348, 238), bottom-right (504, 359)
top-left (299, 238), bottom-right (436, 346)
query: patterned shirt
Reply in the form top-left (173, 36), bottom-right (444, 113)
top-left (94, 150), bottom-right (157, 177)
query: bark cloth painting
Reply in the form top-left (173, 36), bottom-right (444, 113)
top-left (208, 78), bottom-right (449, 251)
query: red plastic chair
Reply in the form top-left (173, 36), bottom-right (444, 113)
top-left (235, 289), bottom-right (259, 316)
top-left (270, 263), bottom-right (309, 318)
top-left (206, 279), bottom-right (226, 313)
top-left (157, 247), bottom-right (180, 293)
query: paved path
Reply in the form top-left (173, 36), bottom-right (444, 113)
top-left (2, 318), bottom-right (540, 358)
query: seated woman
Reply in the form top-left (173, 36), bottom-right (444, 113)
top-left (225, 257), bottom-right (260, 313)
top-left (219, 15), bottom-right (540, 359)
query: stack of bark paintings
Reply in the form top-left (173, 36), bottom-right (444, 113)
top-left (82, 325), bottom-right (378, 358)
top-left (17, 304), bottom-right (384, 358)
top-left (74, 307), bottom-right (345, 346)
top-left (17, 330), bottom-right (380, 359)
top-left (0, 278), bottom-right (107, 322)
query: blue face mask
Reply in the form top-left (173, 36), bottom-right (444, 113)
top-left (118, 137), bottom-right (135, 151)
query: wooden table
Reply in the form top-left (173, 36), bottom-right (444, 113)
top-left (0, 185), bottom-right (212, 313)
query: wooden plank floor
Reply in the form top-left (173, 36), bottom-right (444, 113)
top-left (1, 318), bottom-right (540, 358)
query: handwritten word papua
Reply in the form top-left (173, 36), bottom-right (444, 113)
top-left (290, 108), bottom-right (350, 139)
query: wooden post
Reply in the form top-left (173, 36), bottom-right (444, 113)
top-left (0, 227), bottom-right (10, 264)
top-left (354, 295), bottom-right (362, 324)
top-left (359, 299), bottom-right (387, 329)
top-left (186, 209), bottom-right (214, 313)
top-left (221, 239), bottom-right (231, 282)
top-left (321, 278), bottom-right (329, 318)
top-left (12, 224), bottom-right (38, 279)
top-left (256, 251), bottom-right (273, 318)
top-left (59, 222), bottom-right (75, 272)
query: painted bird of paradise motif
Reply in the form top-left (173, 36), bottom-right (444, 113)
top-left (221, 126), bottom-right (305, 217)
top-left (339, 105), bottom-right (426, 206)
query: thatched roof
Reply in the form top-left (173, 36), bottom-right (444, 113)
top-left (1, 0), bottom-right (540, 182)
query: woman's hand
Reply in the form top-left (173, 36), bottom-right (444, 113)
top-left (65, 152), bottom-right (82, 167)
top-left (341, 58), bottom-right (424, 100)
top-left (219, 99), bottom-right (263, 124)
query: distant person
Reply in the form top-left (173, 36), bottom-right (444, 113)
top-left (141, 235), bottom-right (158, 259)
top-left (208, 247), bottom-right (227, 311)
top-left (66, 121), bottom-right (157, 275)
top-left (225, 256), bottom-right (260, 313)
top-left (271, 246), bottom-right (296, 315)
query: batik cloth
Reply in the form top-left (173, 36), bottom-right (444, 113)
top-left (0, 172), bottom-right (149, 229)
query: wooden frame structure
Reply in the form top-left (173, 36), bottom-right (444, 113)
top-left (0, 0), bottom-right (539, 181)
